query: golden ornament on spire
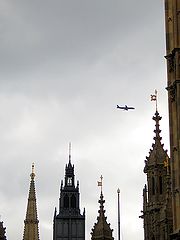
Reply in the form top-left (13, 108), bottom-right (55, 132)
top-left (97, 175), bottom-right (103, 192)
top-left (151, 89), bottom-right (158, 111)
top-left (30, 163), bottom-right (36, 179)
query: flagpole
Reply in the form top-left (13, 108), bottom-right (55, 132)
top-left (117, 188), bottom-right (120, 240)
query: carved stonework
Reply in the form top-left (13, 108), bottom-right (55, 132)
top-left (166, 84), bottom-right (176, 102)
top-left (165, 54), bottom-right (175, 72)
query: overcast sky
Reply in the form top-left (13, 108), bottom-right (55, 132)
top-left (0, 1), bottom-right (169, 240)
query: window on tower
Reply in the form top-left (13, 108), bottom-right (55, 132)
top-left (71, 194), bottom-right (76, 208)
top-left (64, 194), bottom-right (69, 208)
top-left (152, 177), bottom-right (155, 195)
top-left (159, 176), bottom-right (163, 194)
top-left (67, 177), bottom-right (72, 186)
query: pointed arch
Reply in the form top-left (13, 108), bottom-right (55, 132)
top-left (64, 194), bottom-right (69, 208)
top-left (159, 176), bottom-right (163, 194)
top-left (71, 194), bottom-right (76, 208)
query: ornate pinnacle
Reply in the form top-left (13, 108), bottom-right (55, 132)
top-left (153, 111), bottom-right (162, 142)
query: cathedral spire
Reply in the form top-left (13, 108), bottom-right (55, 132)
top-left (23, 163), bottom-right (40, 240)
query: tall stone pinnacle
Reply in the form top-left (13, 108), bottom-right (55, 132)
top-left (23, 163), bottom-right (40, 240)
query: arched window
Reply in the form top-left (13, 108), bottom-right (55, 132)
top-left (64, 194), bottom-right (69, 208)
top-left (67, 177), bottom-right (72, 186)
top-left (152, 177), bottom-right (155, 195)
top-left (71, 194), bottom-right (76, 208)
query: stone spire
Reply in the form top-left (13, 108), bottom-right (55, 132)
top-left (0, 221), bottom-right (7, 240)
top-left (144, 111), bottom-right (168, 169)
top-left (23, 163), bottom-right (40, 240)
top-left (91, 190), bottom-right (114, 240)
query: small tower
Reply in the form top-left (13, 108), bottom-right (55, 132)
top-left (0, 221), bottom-right (7, 240)
top-left (53, 147), bottom-right (85, 240)
top-left (23, 163), bottom-right (40, 240)
top-left (140, 111), bottom-right (173, 240)
top-left (91, 178), bottom-right (114, 240)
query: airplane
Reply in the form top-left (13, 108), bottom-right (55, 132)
top-left (117, 105), bottom-right (135, 111)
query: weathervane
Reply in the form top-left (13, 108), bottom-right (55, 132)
top-left (151, 89), bottom-right (158, 111)
top-left (97, 175), bottom-right (103, 192)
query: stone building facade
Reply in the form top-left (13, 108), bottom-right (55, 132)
top-left (164, 0), bottom-right (180, 239)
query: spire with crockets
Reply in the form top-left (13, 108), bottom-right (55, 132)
top-left (23, 163), bottom-right (40, 240)
top-left (91, 176), bottom-right (114, 240)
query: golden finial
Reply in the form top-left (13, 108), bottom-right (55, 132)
top-left (97, 175), bottom-right (103, 192)
top-left (30, 163), bottom-right (35, 179)
top-left (151, 89), bottom-right (158, 111)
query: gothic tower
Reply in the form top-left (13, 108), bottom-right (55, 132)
top-left (164, 1), bottom-right (180, 239)
top-left (0, 221), bottom-right (7, 240)
top-left (23, 164), bottom-right (40, 240)
top-left (91, 188), bottom-right (113, 240)
top-left (53, 150), bottom-right (85, 240)
top-left (140, 111), bottom-right (173, 240)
